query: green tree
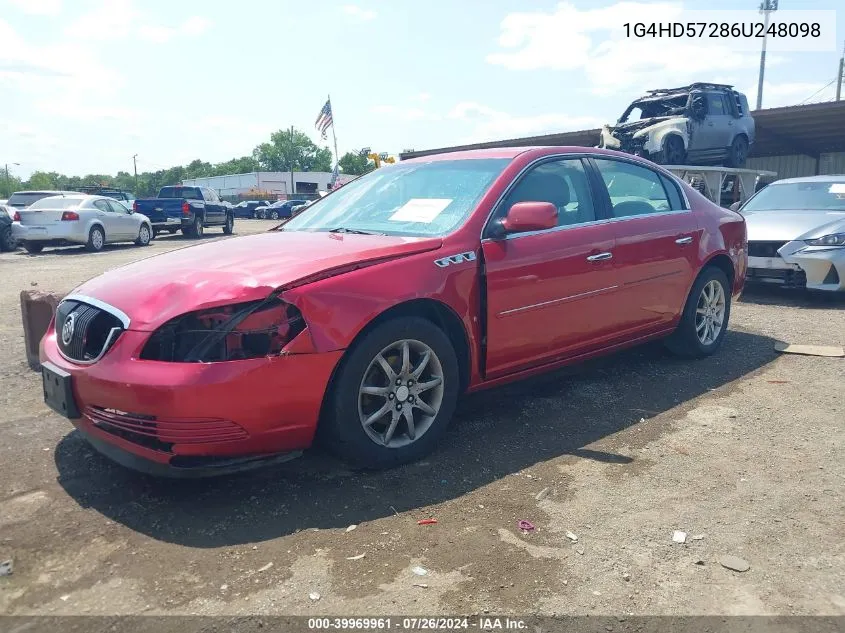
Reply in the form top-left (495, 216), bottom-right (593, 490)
top-left (1, 174), bottom-right (23, 198)
top-left (25, 171), bottom-right (55, 189)
top-left (338, 151), bottom-right (375, 176)
top-left (212, 156), bottom-right (259, 176)
top-left (253, 128), bottom-right (333, 172)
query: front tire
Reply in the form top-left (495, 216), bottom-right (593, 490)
top-left (320, 317), bottom-right (460, 469)
top-left (654, 135), bottom-right (686, 165)
top-left (135, 224), bottom-right (151, 246)
top-left (0, 226), bottom-right (16, 251)
top-left (665, 266), bottom-right (731, 358)
top-left (269, 210), bottom-right (279, 220)
top-left (86, 226), bottom-right (105, 252)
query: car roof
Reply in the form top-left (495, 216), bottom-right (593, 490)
top-left (401, 145), bottom-right (648, 163)
top-left (12, 190), bottom-right (79, 195)
top-left (31, 194), bottom-right (106, 204)
top-left (769, 174), bottom-right (845, 184)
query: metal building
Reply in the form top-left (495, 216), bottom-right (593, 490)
top-left (181, 171), bottom-right (339, 198)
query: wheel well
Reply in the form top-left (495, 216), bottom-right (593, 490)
top-left (663, 133), bottom-right (686, 150)
top-left (732, 133), bottom-right (748, 145)
top-left (90, 223), bottom-right (105, 235)
top-left (342, 299), bottom-right (471, 394)
top-left (702, 253), bottom-right (735, 289)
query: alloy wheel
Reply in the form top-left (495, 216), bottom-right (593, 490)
top-left (695, 279), bottom-right (726, 345)
top-left (357, 339), bottom-right (445, 448)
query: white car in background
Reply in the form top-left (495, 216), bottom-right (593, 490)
top-left (12, 194), bottom-right (153, 254)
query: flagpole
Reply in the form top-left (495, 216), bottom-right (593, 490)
top-left (328, 94), bottom-right (339, 170)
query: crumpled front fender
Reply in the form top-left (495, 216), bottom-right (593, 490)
top-left (634, 119), bottom-right (689, 155)
top-left (778, 241), bottom-right (845, 291)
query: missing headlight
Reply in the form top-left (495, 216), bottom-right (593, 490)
top-left (140, 297), bottom-right (305, 362)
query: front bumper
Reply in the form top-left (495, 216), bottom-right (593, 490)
top-left (40, 326), bottom-right (343, 476)
top-left (12, 222), bottom-right (87, 245)
top-left (747, 243), bottom-right (845, 292)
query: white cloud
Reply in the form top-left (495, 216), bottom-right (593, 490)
top-left (372, 104), bottom-right (437, 122)
top-left (138, 15), bottom-right (212, 42)
top-left (342, 5), bottom-right (377, 21)
top-left (7, 0), bottom-right (62, 16)
top-left (412, 92), bottom-right (431, 103)
top-left (64, 0), bottom-right (140, 39)
top-left (448, 101), bottom-right (603, 142)
top-left (487, 1), bottom-right (766, 95)
top-left (745, 81), bottom-right (838, 109)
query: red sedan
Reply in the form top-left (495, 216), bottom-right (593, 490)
top-left (40, 147), bottom-right (746, 476)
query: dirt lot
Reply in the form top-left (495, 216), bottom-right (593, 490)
top-left (1, 219), bottom-right (843, 617)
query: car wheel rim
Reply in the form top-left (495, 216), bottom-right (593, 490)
top-left (695, 280), bottom-right (726, 346)
top-left (140, 227), bottom-right (149, 244)
top-left (357, 339), bottom-right (445, 449)
top-left (93, 230), bottom-right (103, 249)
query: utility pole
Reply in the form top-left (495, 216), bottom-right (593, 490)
top-left (756, 0), bottom-right (778, 110)
top-left (132, 154), bottom-right (138, 194)
top-left (836, 40), bottom-right (844, 101)
top-left (289, 126), bottom-right (295, 199)
top-left (4, 162), bottom-right (20, 198)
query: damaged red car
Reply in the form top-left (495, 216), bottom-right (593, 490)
top-left (40, 147), bottom-right (747, 477)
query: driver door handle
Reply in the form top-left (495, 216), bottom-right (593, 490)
top-left (587, 252), bottom-right (613, 262)
top-left (675, 236), bottom-right (693, 245)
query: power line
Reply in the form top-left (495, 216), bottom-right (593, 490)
top-left (797, 78), bottom-right (837, 105)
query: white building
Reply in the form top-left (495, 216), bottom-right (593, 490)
top-left (182, 171), bottom-right (344, 198)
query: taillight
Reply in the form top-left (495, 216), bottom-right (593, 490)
top-left (182, 201), bottom-right (191, 215)
top-left (61, 211), bottom-right (80, 221)
top-left (13, 211), bottom-right (20, 221)
top-left (132, 201), bottom-right (138, 212)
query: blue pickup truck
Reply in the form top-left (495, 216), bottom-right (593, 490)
top-left (133, 185), bottom-right (234, 238)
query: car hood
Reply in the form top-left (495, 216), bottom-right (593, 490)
top-left (743, 209), bottom-right (845, 241)
top-left (607, 116), bottom-right (674, 134)
top-left (72, 230), bottom-right (443, 331)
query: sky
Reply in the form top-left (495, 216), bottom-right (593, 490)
top-left (1, 0), bottom-right (842, 178)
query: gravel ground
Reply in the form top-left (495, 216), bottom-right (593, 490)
top-left (0, 220), bottom-right (843, 616)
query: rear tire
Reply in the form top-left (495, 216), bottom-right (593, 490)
top-left (168, 228), bottom-right (178, 234)
top-left (184, 216), bottom-right (204, 238)
top-left (24, 242), bottom-right (44, 254)
top-left (319, 317), bottom-right (460, 470)
top-left (665, 266), bottom-right (731, 359)
top-left (269, 210), bottom-right (279, 220)
top-left (726, 135), bottom-right (749, 168)
top-left (86, 226), bottom-right (105, 252)
top-left (222, 213), bottom-right (234, 235)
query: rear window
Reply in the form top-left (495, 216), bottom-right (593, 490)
top-left (8, 192), bottom-right (57, 208)
top-left (159, 187), bottom-right (201, 200)
top-left (27, 197), bottom-right (84, 210)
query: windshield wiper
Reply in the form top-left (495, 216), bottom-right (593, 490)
top-left (327, 227), bottom-right (384, 235)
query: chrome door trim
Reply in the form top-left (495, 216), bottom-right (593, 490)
top-left (498, 285), bottom-right (619, 317)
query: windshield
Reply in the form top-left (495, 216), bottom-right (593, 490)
top-left (743, 181), bottom-right (845, 212)
top-left (159, 187), bottom-right (201, 199)
top-left (27, 197), bottom-right (84, 210)
top-left (282, 158), bottom-right (510, 237)
top-left (619, 95), bottom-right (688, 123)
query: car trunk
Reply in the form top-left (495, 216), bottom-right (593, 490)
top-left (17, 208), bottom-right (71, 225)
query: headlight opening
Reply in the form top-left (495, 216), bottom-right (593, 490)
top-left (140, 297), bottom-right (306, 362)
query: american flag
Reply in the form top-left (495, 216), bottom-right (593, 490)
top-left (315, 99), bottom-right (333, 140)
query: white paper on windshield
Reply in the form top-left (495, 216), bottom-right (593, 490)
top-left (389, 198), bottom-right (452, 223)
top-left (829, 184), bottom-right (845, 194)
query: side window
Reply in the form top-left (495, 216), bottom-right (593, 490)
top-left (107, 200), bottom-right (128, 214)
top-left (208, 189), bottom-right (219, 202)
top-left (499, 158), bottom-right (596, 227)
top-left (707, 92), bottom-right (726, 115)
top-left (659, 174), bottom-right (686, 210)
top-left (594, 159), bottom-right (671, 217)
top-left (93, 200), bottom-right (112, 213)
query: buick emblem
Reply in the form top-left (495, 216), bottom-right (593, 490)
top-left (61, 313), bottom-right (76, 346)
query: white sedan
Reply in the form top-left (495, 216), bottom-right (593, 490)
top-left (12, 194), bottom-right (153, 254)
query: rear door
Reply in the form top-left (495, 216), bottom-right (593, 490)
top-left (589, 157), bottom-right (701, 334)
top-left (92, 199), bottom-right (127, 241)
top-left (482, 156), bottom-right (626, 378)
top-left (702, 91), bottom-right (733, 152)
top-left (106, 199), bottom-right (138, 239)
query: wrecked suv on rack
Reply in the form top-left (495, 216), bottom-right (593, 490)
top-left (598, 83), bottom-right (755, 168)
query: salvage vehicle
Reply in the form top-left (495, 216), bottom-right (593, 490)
top-left (12, 194), bottom-right (153, 254)
top-left (257, 199), bottom-right (308, 220)
top-left (39, 147), bottom-right (746, 477)
top-left (0, 204), bottom-right (17, 251)
top-left (133, 185), bottom-right (234, 238)
top-left (734, 175), bottom-right (845, 291)
top-left (599, 83), bottom-right (755, 168)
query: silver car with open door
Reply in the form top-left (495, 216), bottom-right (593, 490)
top-left (11, 194), bottom-right (153, 254)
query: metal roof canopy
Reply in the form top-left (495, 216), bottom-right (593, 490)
top-left (399, 101), bottom-right (845, 163)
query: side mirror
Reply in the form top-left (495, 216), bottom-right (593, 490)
top-left (492, 201), bottom-right (558, 238)
top-left (729, 201), bottom-right (742, 212)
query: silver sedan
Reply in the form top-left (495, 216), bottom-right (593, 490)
top-left (739, 175), bottom-right (845, 292)
top-left (12, 194), bottom-right (153, 254)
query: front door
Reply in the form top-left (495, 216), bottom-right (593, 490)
top-left (482, 157), bottom-right (625, 378)
top-left (590, 157), bottom-right (702, 334)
